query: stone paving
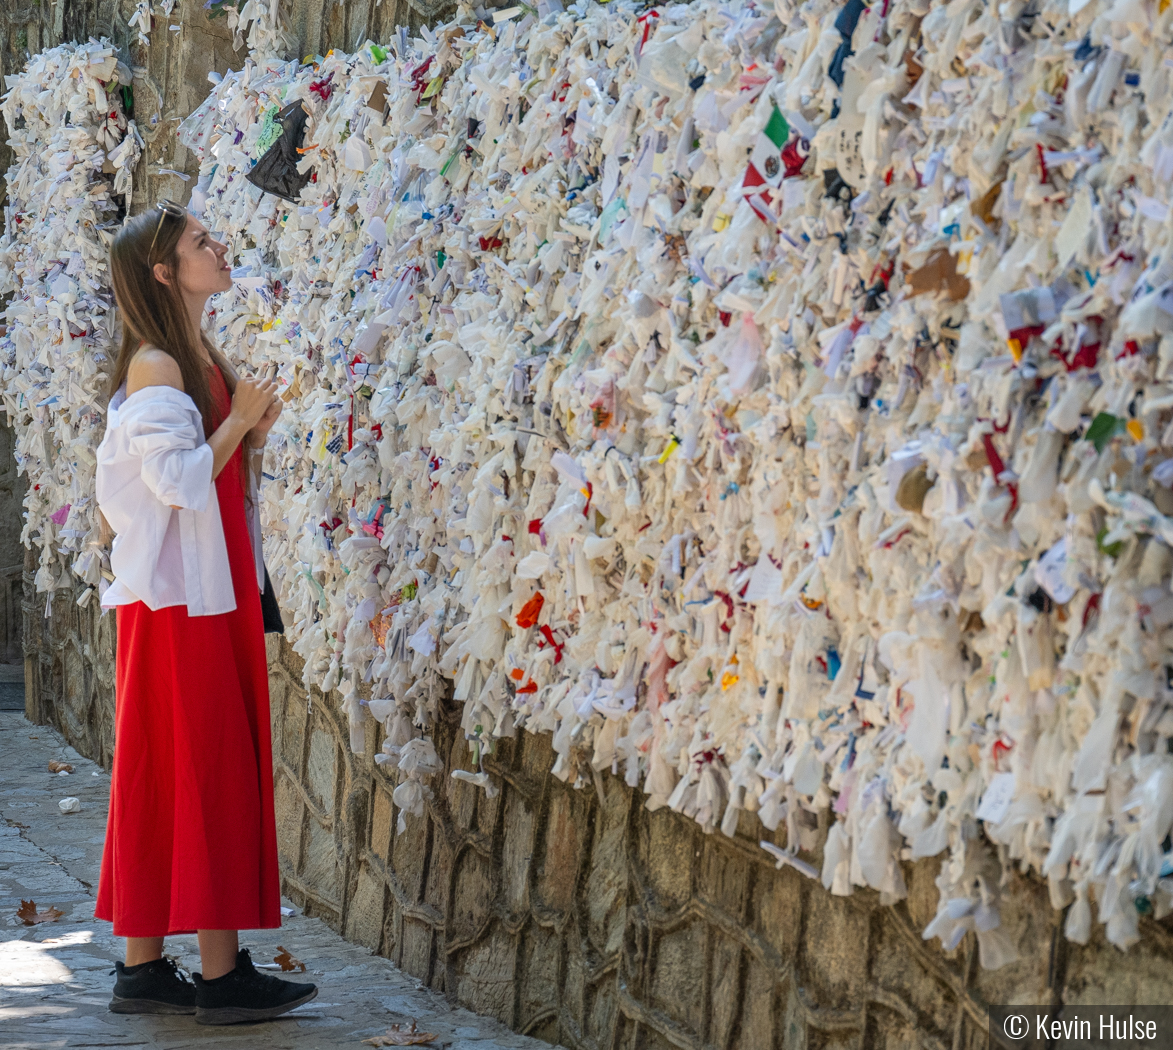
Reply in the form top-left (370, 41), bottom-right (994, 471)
top-left (0, 711), bottom-right (558, 1050)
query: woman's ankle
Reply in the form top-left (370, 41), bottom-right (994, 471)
top-left (125, 936), bottom-right (165, 967)
top-left (196, 929), bottom-right (240, 981)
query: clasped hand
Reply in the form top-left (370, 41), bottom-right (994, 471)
top-left (231, 373), bottom-right (283, 446)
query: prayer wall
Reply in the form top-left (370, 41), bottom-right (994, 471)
top-left (261, 630), bottom-right (1173, 1049)
top-left (12, 0), bottom-right (1173, 1044)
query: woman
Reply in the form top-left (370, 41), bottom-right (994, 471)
top-left (93, 199), bottom-right (316, 1025)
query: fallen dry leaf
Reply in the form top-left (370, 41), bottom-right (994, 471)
top-left (273, 946), bottom-right (306, 973)
top-left (17, 899), bottom-right (63, 925)
top-left (362, 1021), bottom-right (439, 1046)
top-left (47, 760), bottom-right (73, 773)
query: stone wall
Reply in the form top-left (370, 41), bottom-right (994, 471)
top-left (260, 631), bottom-right (1173, 1050)
top-left (0, 420), bottom-right (25, 665)
top-left (22, 561), bottom-right (118, 766)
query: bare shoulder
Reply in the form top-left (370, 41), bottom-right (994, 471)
top-left (126, 346), bottom-right (184, 395)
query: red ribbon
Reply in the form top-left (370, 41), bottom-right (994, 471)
top-left (980, 432), bottom-right (1019, 522)
top-left (1082, 592), bottom-right (1102, 630)
top-left (880, 527), bottom-right (912, 550)
top-left (309, 71), bottom-right (335, 102)
top-left (637, 10), bottom-right (659, 54)
top-left (409, 56), bottom-right (434, 98)
top-left (1054, 340), bottom-right (1099, 371)
top-left (538, 624), bottom-right (564, 664)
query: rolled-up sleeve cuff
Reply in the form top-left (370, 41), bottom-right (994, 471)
top-left (153, 444), bottom-right (214, 511)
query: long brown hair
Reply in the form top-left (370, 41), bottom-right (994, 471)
top-left (97, 204), bottom-right (245, 549)
top-left (107, 204), bottom-right (237, 437)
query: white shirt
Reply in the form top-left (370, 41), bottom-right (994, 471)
top-left (96, 383), bottom-right (264, 617)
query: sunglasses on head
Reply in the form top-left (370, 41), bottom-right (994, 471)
top-left (147, 199), bottom-right (187, 259)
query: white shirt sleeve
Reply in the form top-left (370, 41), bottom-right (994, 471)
top-left (121, 393), bottom-right (215, 512)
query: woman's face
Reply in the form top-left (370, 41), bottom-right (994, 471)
top-left (157, 214), bottom-right (233, 298)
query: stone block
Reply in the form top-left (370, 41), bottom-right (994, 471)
top-left (271, 669), bottom-right (306, 771)
top-left (400, 917), bottom-right (433, 980)
top-left (393, 792), bottom-right (431, 903)
top-left (903, 854), bottom-right (943, 934)
top-left (423, 828), bottom-right (452, 921)
top-left (499, 788), bottom-right (533, 915)
top-left (584, 778), bottom-right (628, 962)
top-left (345, 865), bottom-right (387, 950)
top-left (273, 769), bottom-right (303, 874)
top-left (387, 897), bottom-right (404, 968)
top-left (476, 762), bottom-right (504, 835)
top-left (533, 786), bottom-right (580, 919)
top-left (267, 666), bottom-right (287, 745)
top-left (452, 927), bottom-right (517, 1024)
top-left (734, 957), bottom-right (777, 1050)
top-left (584, 823), bottom-right (625, 958)
top-left (561, 928), bottom-right (586, 1027)
top-left (641, 807), bottom-right (693, 910)
top-left (519, 727), bottom-right (554, 781)
top-left (630, 1024), bottom-right (680, 1050)
top-left (749, 863), bottom-right (805, 967)
top-left (795, 889), bottom-right (870, 1011)
top-left (867, 910), bottom-right (956, 1043)
top-left (862, 1006), bottom-right (927, 1050)
top-left (446, 732), bottom-right (479, 830)
top-left (450, 845), bottom-right (494, 944)
top-left (1064, 923), bottom-right (1173, 1005)
top-left (301, 814), bottom-right (340, 905)
top-left (710, 931), bottom-right (742, 1046)
top-left (583, 970), bottom-right (619, 1046)
top-left (517, 921), bottom-right (561, 1031)
top-left (306, 720), bottom-right (337, 815)
top-left (696, 833), bottom-right (750, 921)
top-left (954, 1010), bottom-right (993, 1050)
top-left (370, 785), bottom-right (394, 862)
top-left (648, 921), bottom-right (706, 1035)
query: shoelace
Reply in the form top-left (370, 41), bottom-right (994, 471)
top-left (157, 955), bottom-right (193, 984)
top-left (108, 955), bottom-right (192, 982)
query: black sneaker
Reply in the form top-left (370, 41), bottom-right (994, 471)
top-left (109, 956), bottom-right (197, 1014)
top-left (192, 947), bottom-right (318, 1025)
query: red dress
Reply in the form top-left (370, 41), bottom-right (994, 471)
top-left (95, 366), bottom-right (280, 937)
